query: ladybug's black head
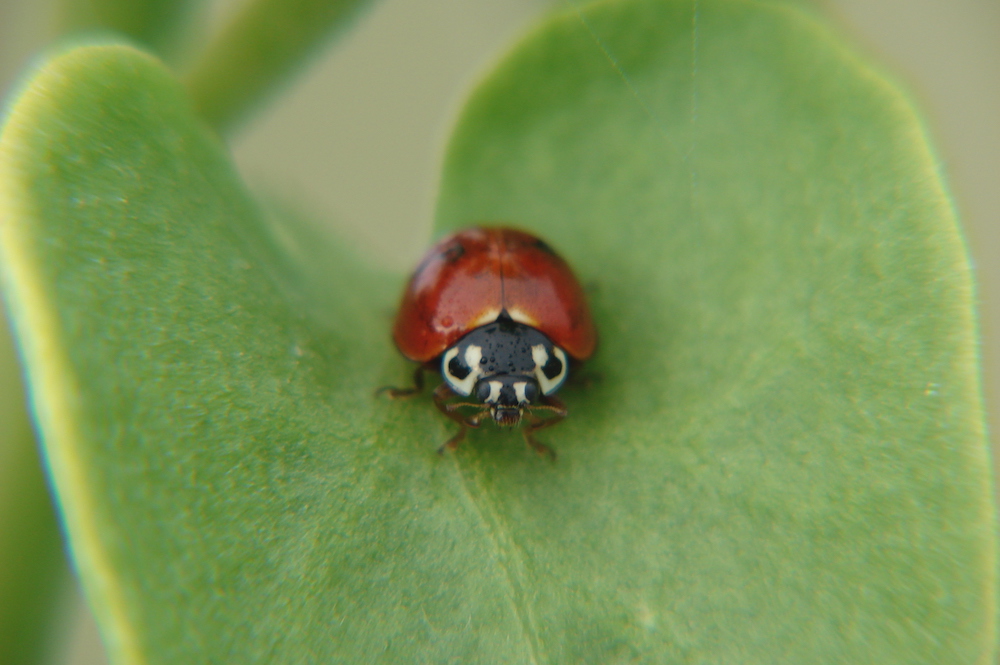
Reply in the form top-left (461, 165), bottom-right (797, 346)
top-left (442, 320), bottom-right (568, 397)
top-left (441, 319), bottom-right (569, 427)
top-left (474, 375), bottom-right (540, 427)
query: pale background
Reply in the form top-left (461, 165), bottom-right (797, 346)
top-left (0, 1), bottom-right (996, 662)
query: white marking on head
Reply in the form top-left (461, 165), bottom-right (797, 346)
top-left (513, 381), bottom-right (529, 404)
top-left (464, 344), bottom-right (482, 368)
top-left (486, 381), bottom-right (503, 403)
top-left (532, 344), bottom-right (567, 395)
top-left (531, 344), bottom-right (548, 368)
top-left (442, 345), bottom-right (482, 396)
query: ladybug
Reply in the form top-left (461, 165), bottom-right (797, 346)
top-left (381, 227), bottom-right (597, 458)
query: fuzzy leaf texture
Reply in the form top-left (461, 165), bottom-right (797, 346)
top-left (0, 1), bottom-right (993, 663)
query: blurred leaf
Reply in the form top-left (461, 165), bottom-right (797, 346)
top-left (183, 0), bottom-right (375, 133)
top-left (0, 316), bottom-right (68, 665)
top-left (57, 0), bottom-right (201, 57)
top-left (0, 0), bottom-right (993, 663)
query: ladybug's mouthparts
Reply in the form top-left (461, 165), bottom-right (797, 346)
top-left (491, 407), bottom-right (522, 427)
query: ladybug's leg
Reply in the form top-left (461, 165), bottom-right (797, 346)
top-left (432, 383), bottom-right (483, 425)
top-left (376, 365), bottom-right (425, 398)
top-left (438, 427), bottom-right (469, 455)
top-left (436, 411), bottom-right (490, 455)
top-left (523, 395), bottom-right (568, 460)
top-left (438, 404), bottom-right (489, 455)
top-left (432, 383), bottom-right (487, 455)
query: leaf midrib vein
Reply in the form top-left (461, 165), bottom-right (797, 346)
top-left (454, 459), bottom-right (543, 665)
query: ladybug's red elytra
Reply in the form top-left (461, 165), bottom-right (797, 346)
top-left (380, 227), bottom-right (596, 458)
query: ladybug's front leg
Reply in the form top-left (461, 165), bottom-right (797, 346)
top-left (436, 412), bottom-right (490, 455)
top-left (523, 395), bottom-right (568, 460)
top-left (432, 383), bottom-right (487, 455)
top-left (431, 383), bottom-right (483, 423)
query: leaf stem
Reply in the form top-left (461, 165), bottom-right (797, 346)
top-left (56, 0), bottom-right (200, 58)
top-left (182, 0), bottom-right (375, 136)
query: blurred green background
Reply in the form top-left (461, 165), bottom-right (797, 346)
top-left (0, 0), bottom-right (996, 662)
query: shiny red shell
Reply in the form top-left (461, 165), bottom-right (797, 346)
top-left (392, 227), bottom-right (597, 363)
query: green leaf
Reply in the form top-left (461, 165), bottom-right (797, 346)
top-left (0, 44), bottom-right (388, 664)
top-left (0, 1), bottom-right (993, 665)
top-left (183, 0), bottom-right (375, 133)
